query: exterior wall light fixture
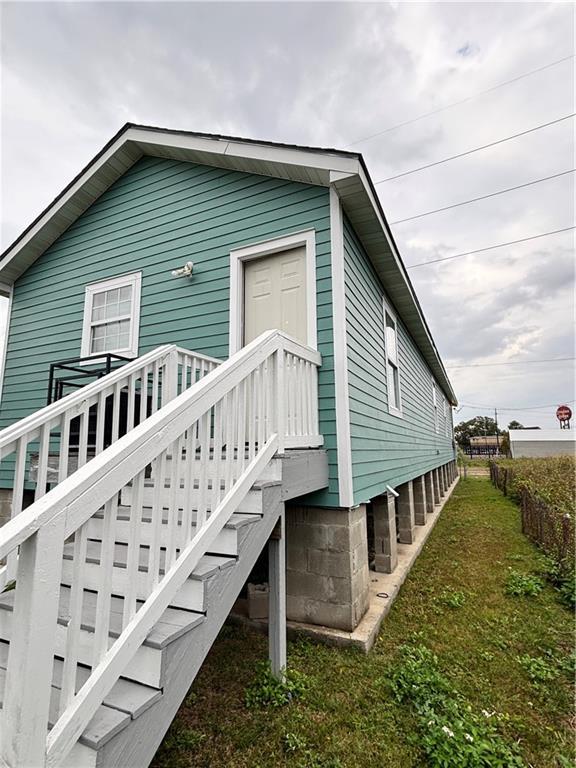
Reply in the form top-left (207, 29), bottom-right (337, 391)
top-left (171, 261), bottom-right (194, 278)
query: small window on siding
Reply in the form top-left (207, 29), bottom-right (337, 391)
top-left (383, 300), bottom-right (402, 416)
top-left (432, 379), bottom-right (439, 433)
top-left (81, 273), bottom-right (142, 358)
top-left (443, 397), bottom-right (448, 436)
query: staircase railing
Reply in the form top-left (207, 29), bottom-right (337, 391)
top-left (0, 331), bottom-right (321, 767)
top-left (0, 344), bottom-right (220, 587)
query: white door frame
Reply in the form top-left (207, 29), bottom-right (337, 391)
top-left (229, 229), bottom-right (318, 355)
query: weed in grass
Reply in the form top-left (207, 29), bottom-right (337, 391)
top-left (436, 588), bottom-right (467, 609)
top-left (283, 732), bottom-right (343, 768)
top-left (245, 661), bottom-right (309, 708)
top-left (479, 650), bottom-right (495, 662)
top-left (538, 555), bottom-right (576, 610)
top-left (515, 654), bottom-right (558, 688)
top-left (390, 643), bottom-right (525, 767)
top-left (161, 722), bottom-right (206, 752)
top-left (505, 569), bottom-right (544, 597)
top-left (283, 732), bottom-right (308, 753)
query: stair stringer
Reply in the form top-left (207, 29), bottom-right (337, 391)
top-left (93, 484), bottom-right (283, 768)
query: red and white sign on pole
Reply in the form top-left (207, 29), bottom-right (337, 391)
top-left (556, 405), bottom-right (572, 429)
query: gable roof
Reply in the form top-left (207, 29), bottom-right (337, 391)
top-left (0, 123), bottom-right (457, 404)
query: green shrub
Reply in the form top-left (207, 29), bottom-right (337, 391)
top-left (505, 569), bottom-right (544, 597)
top-left (245, 660), bottom-right (309, 708)
top-left (390, 643), bottom-right (524, 767)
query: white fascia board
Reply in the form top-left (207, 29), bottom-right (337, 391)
top-left (0, 132), bottom-right (138, 281)
top-left (356, 163), bottom-right (456, 404)
top-left (0, 127), bottom-right (360, 287)
top-left (223, 140), bottom-right (360, 174)
top-left (330, 186), bottom-right (354, 508)
top-left (131, 127), bottom-right (360, 175)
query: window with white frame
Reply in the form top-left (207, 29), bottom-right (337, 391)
top-left (81, 273), bottom-right (142, 358)
top-left (443, 397), bottom-right (448, 436)
top-left (383, 301), bottom-right (402, 415)
top-left (432, 379), bottom-right (439, 433)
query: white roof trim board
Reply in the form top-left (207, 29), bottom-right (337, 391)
top-left (0, 124), bottom-right (457, 404)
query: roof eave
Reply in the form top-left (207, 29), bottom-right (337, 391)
top-left (0, 123), bottom-right (456, 403)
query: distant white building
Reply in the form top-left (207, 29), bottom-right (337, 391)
top-left (509, 429), bottom-right (576, 458)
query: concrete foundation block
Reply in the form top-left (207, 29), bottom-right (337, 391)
top-left (373, 492), bottom-right (397, 574)
top-left (413, 475), bottom-right (427, 525)
top-left (424, 471), bottom-right (435, 512)
top-left (433, 468), bottom-right (441, 502)
top-left (286, 503), bottom-right (370, 632)
top-left (397, 480), bottom-right (415, 544)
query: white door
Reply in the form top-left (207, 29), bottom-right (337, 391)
top-left (243, 247), bottom-right (308, 345)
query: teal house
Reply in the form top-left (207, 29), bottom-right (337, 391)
top-left (0, 125), bottom-right (457, 641)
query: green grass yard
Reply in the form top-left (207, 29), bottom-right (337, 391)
top-left (152, 478), bottom-right (575, 768)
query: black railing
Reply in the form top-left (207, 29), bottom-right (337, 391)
top-left (47, 353), bottom-right (132, 405)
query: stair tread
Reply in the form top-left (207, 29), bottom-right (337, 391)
top-left (62, 541), bottom-right (236, 584)
top-left (0, 641), bottom-right (161, 722)
top-left (0, 663), bottom-right (130, 750)
top-left (95, 506), bottom-right (263, 530)
top-left (0, 584), bottom-right (205, 650)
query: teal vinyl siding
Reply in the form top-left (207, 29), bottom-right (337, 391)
top-left (343, 215), bottom-right (455, 505)
top-left (0, 156), bottom-right (339, 505)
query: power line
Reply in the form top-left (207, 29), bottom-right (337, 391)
top-left (458, 399), bottom-right (576, 412)
top-left (345, 54), bottom-right (574, 147)
top-left (374, 114), bottom-right (575, 183)
top-left (406, 226), bottom-right (575, 269)
top-left (446, 357), bottom-right (576, 369)
top-left (391, 169), bottom-right (575, 224)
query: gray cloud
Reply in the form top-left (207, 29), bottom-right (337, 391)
top-left (1, 1), bottom-right (574, 428)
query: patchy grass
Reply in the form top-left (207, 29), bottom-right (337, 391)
top-left (152, 479), bottom-right (574, 768)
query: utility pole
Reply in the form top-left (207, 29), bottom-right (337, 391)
top-left (495, 407), bottom-right (500, 454)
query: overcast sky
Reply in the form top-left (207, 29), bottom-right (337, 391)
top-left (1, 1), bottom-right (574, 429)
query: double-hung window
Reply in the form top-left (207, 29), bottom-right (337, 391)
top-left (81, 272), bottom-right (142, 358)
top-left (383, 300), bottom-right (402, 416)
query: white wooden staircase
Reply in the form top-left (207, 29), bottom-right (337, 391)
top-left (0, 332), bottom-right (327, 767)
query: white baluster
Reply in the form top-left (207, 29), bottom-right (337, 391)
top-left (276, 349), bottom-right (285, 453)
top-left (211, 400), bottom-right (223, 512)
top-left (123, 469), bottom-right (144, 625)
top-left (95, 390), bottom-right (107, 455)
top-left (196, 411), bottom-right (209, 530)
top-left (35, 422), bottom-right (51, 500)
top-left (149, 452), bottom-right (166, 590)
top-left (58, 412), bottom-right (71, 484)
top-left (93, 495), bottom-right (118, 662)
top-left (60, 522), bottom-right (88, 714)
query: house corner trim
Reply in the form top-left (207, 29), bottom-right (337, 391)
top-left (330, 186), bottom-right (353, 508)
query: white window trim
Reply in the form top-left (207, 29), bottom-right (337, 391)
top-left (432, 378), bottom-right (439, 433)
top-left (81, 272), bottom-right (142, 359)
top-left (0, 285), bottom-right (14, 406)
top-left (383, 297), bottom-right (402, 418)
top-left (229, 229), bottom-right (317, 355)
